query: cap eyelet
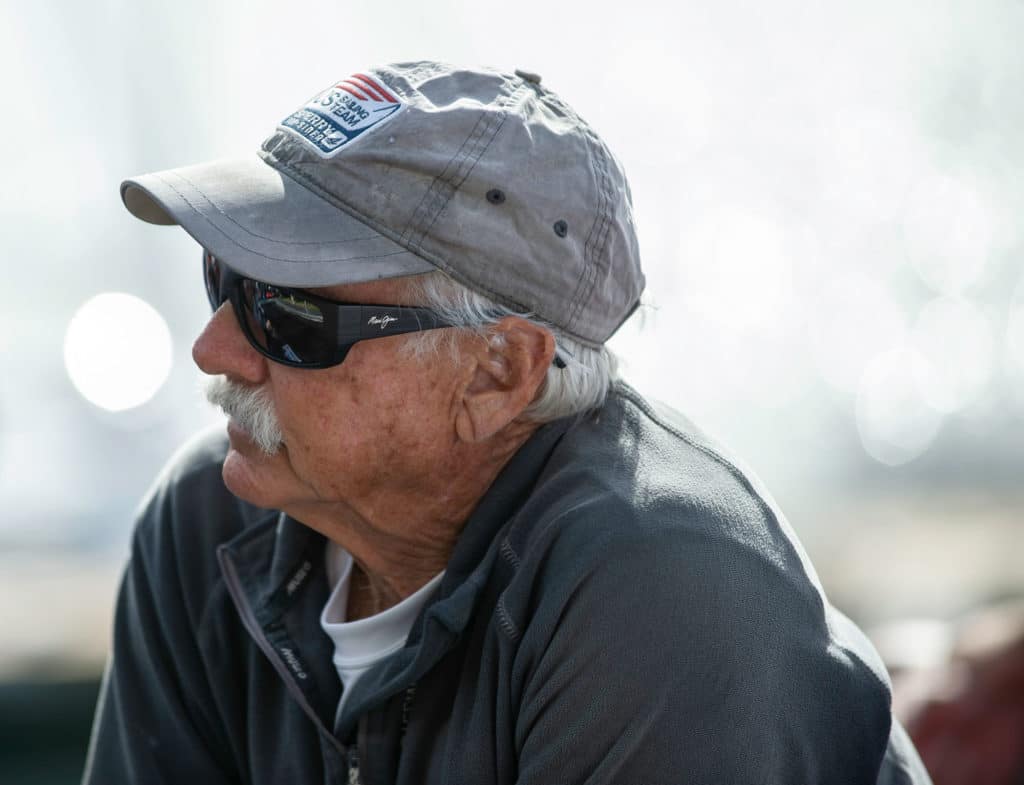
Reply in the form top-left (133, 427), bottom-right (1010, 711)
top-left (486, 189), bottom-right (506, 205)
top-left (553, 219), bottom-right (568, 238)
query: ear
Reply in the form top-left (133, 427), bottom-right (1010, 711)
top-left (454, 318), bottom-right (556, 443)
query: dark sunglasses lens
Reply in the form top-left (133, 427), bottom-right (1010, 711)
top-left (203, 252), bottom-right (222, 310)
top-left (239, 279), bottom-right (336, 365)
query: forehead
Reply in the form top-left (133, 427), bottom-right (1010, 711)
top-left (308, 273), bottom-right (427, 306)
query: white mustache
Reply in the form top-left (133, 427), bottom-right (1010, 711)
top-left (204, 377), bottom-right (283, 455)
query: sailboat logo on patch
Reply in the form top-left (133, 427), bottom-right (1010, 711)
top-left (279, 73), bottom-right (405, 157)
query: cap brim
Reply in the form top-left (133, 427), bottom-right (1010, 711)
top-left (120, 156), bottom-right (435, 286)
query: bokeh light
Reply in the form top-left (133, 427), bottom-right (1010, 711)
top-left (821, 104), bottom-right (924, 223)
top-left (1007, 282), bottom-right (1024, 415)
top-left (856, 346), bottom-right (944, 466)
top-left (678, 206), bottom-right (798, 334)
top-left (807, 273), bottom-right (909, 394)
top-left (910, 296), bottom-right (995, 414)
top-left (903, 174), bottom-right (995, 295)
top-left (64, 293), bottom-right (173, 412)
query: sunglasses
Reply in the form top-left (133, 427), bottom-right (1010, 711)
top-left (202, 249), bottom-right (459, 369)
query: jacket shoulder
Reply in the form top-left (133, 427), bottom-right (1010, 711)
top-left (516, 384), bottom-right (820, 579)
top-left (501, 386), bottom-right (896, 780)
top-left (508, 384), bottom-right (821, 621)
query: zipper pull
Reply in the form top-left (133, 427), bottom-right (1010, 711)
top-left (347, 746), bottom-right (361, 785)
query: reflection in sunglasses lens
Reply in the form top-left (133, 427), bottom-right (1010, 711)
top-left (238, 281), bottom-right (333, 365)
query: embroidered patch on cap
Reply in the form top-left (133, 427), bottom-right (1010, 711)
top-left (279, 73), bottom-right (404, 157)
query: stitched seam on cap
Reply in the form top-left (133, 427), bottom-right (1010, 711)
top-left (567, 133), bottom-right (605, 330)
top-left (157, 171), bottom-right (382, 245)
top-left (410, 103), bottom-right (511, 254)
top-left (550, 103), bottom-right (596, 331)
top-left (401, 90), bottom-right (516, 253)
top-left (156, 175), bottom-right (413, 264)
top-left (578, 133), bottom-right (614, 327)
top-left (401, 107), bottom-right (498, 248)
top-left (413, 116), bottom-right (501, 239)
top-left (399, 112), bottom-right (487, 251)
top-left (566, 128), bottom-right (611, 333)
top-left (573, 131), bottom-right (615, 333)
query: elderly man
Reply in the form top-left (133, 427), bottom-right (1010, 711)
top-left (84, 62), bottom-right (932, 784)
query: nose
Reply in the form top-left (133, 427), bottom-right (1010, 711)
top-left (192, 303), bottom-right (269, 384)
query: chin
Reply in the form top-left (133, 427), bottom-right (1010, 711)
top-left (221, 445), bottom-right (290, 510)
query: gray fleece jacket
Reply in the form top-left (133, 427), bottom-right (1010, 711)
top-left (83, 382), bottom-right (932, 784)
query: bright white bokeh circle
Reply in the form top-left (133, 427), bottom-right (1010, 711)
top-left (856, 346), bottom-right (944, 466)
top-left (64, 293), bottom-right (173, 412)
top-left (910, 296), bottom-right (995, 414)
top-left (903, 174), bottom-right (995, 296)
top-left (807, 272), bottom-right (909, 394)
top-left (678, 206), bottom-right (799, 334)
top-left (822, 104), bottom-right (924, 223)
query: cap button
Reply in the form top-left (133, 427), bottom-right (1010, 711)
top-left (515, 69), bottom-right (542, 85)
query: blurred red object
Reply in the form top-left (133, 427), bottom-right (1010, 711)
top-left (904, 601), bottom-right (1024, 785)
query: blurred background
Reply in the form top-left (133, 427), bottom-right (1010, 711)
top-left (2, 0), bottom-right (1022, 782)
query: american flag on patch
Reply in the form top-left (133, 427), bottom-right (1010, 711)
top-left (334, 73), bottom-right (400, 105)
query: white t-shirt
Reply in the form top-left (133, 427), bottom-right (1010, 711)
top-left (320, 540), bottom-right (444, 722)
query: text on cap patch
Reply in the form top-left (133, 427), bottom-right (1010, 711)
top-left (279, 73), bottom-right (404, 158)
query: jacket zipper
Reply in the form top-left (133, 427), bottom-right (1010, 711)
top-left (399, 684), bottom-right (416, 741)
top-left (218, 548), bottom-right (346, 759)
top-left (347, 746), bottom-right (361, 785)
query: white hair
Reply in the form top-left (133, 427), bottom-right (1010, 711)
top-left (402, 272), bottom-right (618, 423)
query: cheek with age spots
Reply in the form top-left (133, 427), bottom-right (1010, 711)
top-left (340, 369), bottom-right (362, 405)
top-left (276, 338), bottom-right (464, 493)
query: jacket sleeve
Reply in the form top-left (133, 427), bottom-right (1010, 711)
top-left (82, 467), bottom-right (239, 784)
top-left (511, 522), bottom-right (896, 785)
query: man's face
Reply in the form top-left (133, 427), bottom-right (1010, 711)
top-left (193, 275), bottom-right (474, 527)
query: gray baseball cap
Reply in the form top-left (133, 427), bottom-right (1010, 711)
top-left (121, 62), bottom-right (644, 346)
